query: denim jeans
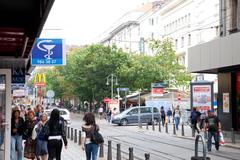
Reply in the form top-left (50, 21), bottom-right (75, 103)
top-left (0, 129), bottom-right (4, 148)
top-left (161, 116), bottom-right (165, 126)
top-left (174, 117), bottom-right (180, 130)
top-left (85, 143), bottom-right (99, 160)
top-left (207, 131), bottom-right (219, 151)
top-left (11, 135), bottom-right (23, 160)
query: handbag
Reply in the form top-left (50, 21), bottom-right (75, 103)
top-left (90, 125), bottom-right (104, 144)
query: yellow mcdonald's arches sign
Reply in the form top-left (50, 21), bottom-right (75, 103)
top-left (34, 73), bottom-right (46, 87)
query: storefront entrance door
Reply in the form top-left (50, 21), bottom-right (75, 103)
top-left (0, 70), bottom-right (11, 160)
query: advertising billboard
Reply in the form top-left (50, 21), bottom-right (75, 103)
top-left (191, 82), bottom-right (214, 111)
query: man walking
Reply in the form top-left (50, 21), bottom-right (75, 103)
top-left (190, 107), bottom-right (201, 134)
top-left (205, 110), bottom-right (221, 152)
top-left (167, 108), bottom-right (172, 123)
top-left (160, 107), bottom-right (165, 127)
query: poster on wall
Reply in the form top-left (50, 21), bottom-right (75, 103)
top-left (191, 82), bottom-right (214, 112)
top-left (223, 93), bottom-right (230, 113)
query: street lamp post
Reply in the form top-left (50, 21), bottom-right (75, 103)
top-left (106, 74), bottom-right (118, 99)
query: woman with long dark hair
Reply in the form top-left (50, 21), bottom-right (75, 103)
top-left (81, 112), bottom-right (99, 160)
top-left (11, 108), bottom-right (25, 160)
top-left (46, 109), bottom-right (67, 160)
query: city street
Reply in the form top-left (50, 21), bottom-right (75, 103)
top-left (70, 113), bottom-right (240, 160)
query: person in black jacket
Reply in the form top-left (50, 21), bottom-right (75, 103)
top-left (11, 108), bottom-right (25, 160)
top-left (46, 109), bottom-right (67, 160)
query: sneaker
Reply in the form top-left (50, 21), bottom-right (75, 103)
top-left (216, 146), bottom-right (219, 151)
top-left (208, 148), bottom-right (211, 152)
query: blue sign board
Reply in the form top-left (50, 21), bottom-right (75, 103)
top-left (31, 39), bottom-right (66, 66)
top-left (151, 83), bottom-right (167, 88)
top-left (117, 88), bottom-right (129, 92)
top-left (12, 68), bottom-right (25, 84)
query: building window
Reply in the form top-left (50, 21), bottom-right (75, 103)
top-left (149, 18), bottom-right (154, 26)
top-left (151, 32), bottom-right (154, 39)
top-left (188, 34), bottom-right (191, 46)
top-left (181, 36), bottom-right (184, 48)
top-left (182, 56), bottom-right (185, 65)
top-left (175, 39), bottom-right (178, 50)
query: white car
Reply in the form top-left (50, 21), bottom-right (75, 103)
top-left (59, 108), bottom-right (71, 125)
top-left (44, 108), bottom-right (71, 125)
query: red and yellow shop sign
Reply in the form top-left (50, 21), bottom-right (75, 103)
top-left (34, 73), bottom-right (46, 87)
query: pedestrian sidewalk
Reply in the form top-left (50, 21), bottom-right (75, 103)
top-left (62, 138), bottom-right (86, 160)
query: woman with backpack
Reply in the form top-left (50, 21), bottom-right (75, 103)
top-left (32, 113), bottom-right (48, 160)
top-left (81, 112), bottom-right (103, 160)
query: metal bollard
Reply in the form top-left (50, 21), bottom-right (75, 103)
top-left (192, 125), bottom-right (195, 137)
top-left (107, 140), bottom-right (112, 160)
top-left (74, 129), bottom-right (77, 143)
top-left (71, 128), bottom-right (73, 140)
top-left (145, 153), bottom-right (150, 160)
top-left (146, 123), bottom-right (149, 130)
top-left (129, 147), bottom-right (134, 160)
top-left (139, 122), bottom-right (142, 129)
top-left (117, 144), bottom-right (121, 160)
top-left (173, 123), bottom-right (176, 135)
top-left (231, 128), bottom-right (236, 144)
top-left (78, 131), bottom-right (82, 145)
top-left (67, 127), bottom-right (70, 139)
top-left (191, 134), bottom-right (210, 160)
top-left (165, 123), bottom-right (168, 133)
top-left (152, 123), bottom-right (155, 131)
top-left (181, 123), bottom-right (185, 136)
top-left (99, 143), bottom-right (104, 158)
top-left (159, 122), bottom-right (161, 132)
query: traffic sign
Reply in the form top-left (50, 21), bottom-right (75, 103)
top-left (31, 38), bottom-right (66, 66)
top-left (151, 83), bottom-right (167, 88)
top-left (47, 90), bottom-right (55, 98)
top-left (103, 97), bottom-right (110, 103)
top-left (117, 88), bottom-right (129, 92)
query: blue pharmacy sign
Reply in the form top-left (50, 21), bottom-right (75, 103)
top-left (31, 39), bottom-right (66, 66)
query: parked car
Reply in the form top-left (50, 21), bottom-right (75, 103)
top-left (111, 106), bottom-right (160, 126)
top-left (44, 108), bottom-right (71, 125)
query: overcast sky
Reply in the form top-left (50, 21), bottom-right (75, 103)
top-left (40, 0), bottom-right (149, 45)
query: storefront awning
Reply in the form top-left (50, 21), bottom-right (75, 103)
top-left (0, 0), bottom-right (55, 71)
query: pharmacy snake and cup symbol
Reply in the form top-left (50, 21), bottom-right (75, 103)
top-left (37, 40), bottom-right (56, 60)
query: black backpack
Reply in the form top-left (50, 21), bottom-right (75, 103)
top-left (90, 125), bottom-right (104, 144)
